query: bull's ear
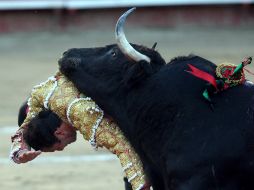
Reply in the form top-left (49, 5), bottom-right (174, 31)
top-left (123, 60), bottom-right (153, 88)
top-left (58, 57), bottom-right (81, 76)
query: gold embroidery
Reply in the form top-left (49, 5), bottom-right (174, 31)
top-left (22, 72), bottom-right (147, 190)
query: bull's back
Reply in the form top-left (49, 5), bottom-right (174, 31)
top-left (135, 56), bottom-right (254, 189)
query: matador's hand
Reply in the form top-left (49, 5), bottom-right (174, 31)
top-left (17, 150), bottom-right (41, 163)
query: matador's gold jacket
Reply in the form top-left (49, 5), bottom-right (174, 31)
top-left (10, 72), bottom-right (148, 190)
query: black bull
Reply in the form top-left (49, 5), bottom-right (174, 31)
top-left (59, 45), bottom-right (254, 190)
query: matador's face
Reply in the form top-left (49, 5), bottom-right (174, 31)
top-left (42, 122), bottom-right (77, 152)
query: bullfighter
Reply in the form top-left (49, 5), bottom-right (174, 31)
top-left (10, 71), bottom-right (150, 190)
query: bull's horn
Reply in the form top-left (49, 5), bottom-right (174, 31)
top-left (115, 7), bottom-right (151, 63)
top-left (152, 42), bottom-right (157, 50)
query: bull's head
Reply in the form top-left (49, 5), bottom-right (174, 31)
top-left (59, 8), bottom-right (166, 117)
top-left (59, 8), bottom-right (165, 89)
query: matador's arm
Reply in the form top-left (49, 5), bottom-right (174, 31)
top-left (10, 76), bottom-right (56, 163)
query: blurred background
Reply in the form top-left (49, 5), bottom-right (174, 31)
top-left (0, 0), bottom-right (254, 189)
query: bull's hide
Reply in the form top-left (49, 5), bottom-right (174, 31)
top-left (59, 45), bottom-right (254, 190)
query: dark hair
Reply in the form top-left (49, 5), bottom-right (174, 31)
top-left (23, 110), bottom-right (62, 150)
top-left (18, 101), bottom-right (28, 127)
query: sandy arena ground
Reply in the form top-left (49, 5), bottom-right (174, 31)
top-left (0, 25), bottom-right (254, 190)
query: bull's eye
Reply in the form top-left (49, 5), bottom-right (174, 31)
top-left (111, 51), bottom-right (117, 57)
